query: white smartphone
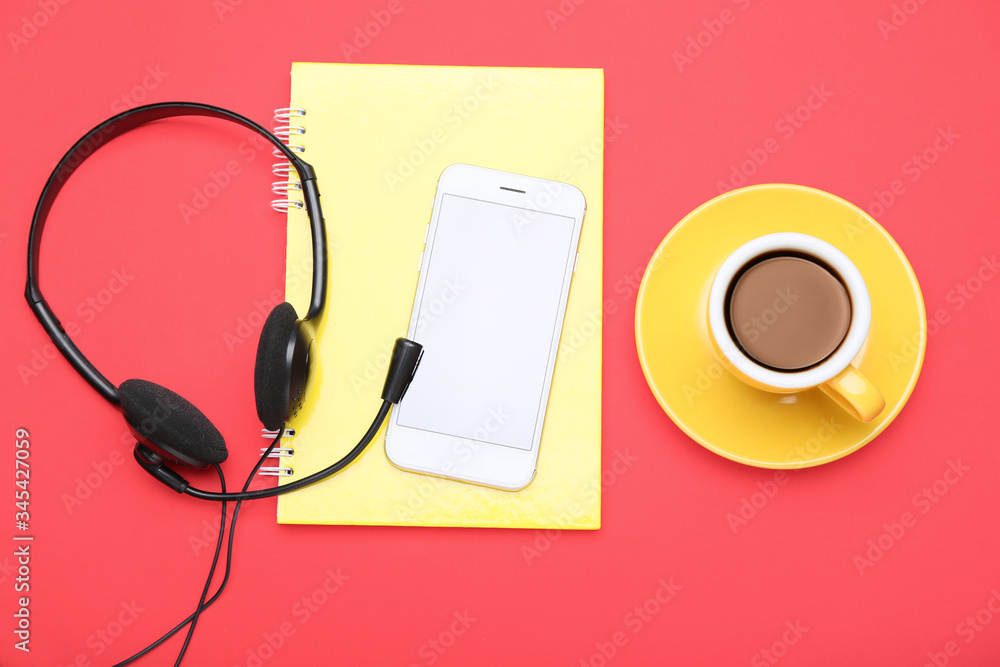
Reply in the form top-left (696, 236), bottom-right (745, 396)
top-left (385, 164), bottom-right (586, 491)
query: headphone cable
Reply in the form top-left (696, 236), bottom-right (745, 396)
top-left (181, 403), bottom-right (390, 501)
top-left (174, 463), bottom-right (227, 666)
top-left (113, 428), bottom-right (284, 666)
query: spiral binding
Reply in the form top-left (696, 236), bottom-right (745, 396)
top-left (258, 467), bottom-right (294, 477)
top-left (261, 107), bottom-right (305, 478)
top-left (258, 427), bottom-right (294, 476)
top-left (270, 107), bottom-right (306, 212)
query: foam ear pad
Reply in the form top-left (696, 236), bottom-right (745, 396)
top-left (254, 302), bottom-right (298, 431)
top-left (119, 379), bottom-right (227, 466)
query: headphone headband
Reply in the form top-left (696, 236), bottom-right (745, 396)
top-left (25, 102), bottom-right (329, 404)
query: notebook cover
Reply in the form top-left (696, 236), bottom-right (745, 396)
top-left (277, 63), bottom-right (603, 528)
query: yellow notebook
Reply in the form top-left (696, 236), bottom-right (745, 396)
top-left (275, 63), bottom-right (603, 528)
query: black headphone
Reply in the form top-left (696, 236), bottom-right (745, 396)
top-left (25, 101), bottom-right (423, 665)
top-left (25, 101), bottom-right (423, 499)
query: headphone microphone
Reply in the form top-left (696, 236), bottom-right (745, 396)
top-left (24, 102), bottom-right (424, 664)
top-left (133, 337), bottom-right (423, 500)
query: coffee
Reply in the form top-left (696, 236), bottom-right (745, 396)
top-left (727, 255), bottom-right (851, 371)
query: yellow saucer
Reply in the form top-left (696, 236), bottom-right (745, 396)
top-left (635, 184), bottom-right (926, 468)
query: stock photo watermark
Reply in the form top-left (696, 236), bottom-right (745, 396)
top-left (560, 240), bottom-right (652, 364)
top-left (392, 407), bottom-right (513, 520)
top-left (723, 416), bottom-right (841, 533)
top-left (229, 567), bottom-right (349, 666)
top-left (54, 599), bottom-right (146, 666)
top-left (62, 402), bottom-right (199, 515)
top-left (17, 268), bottom-right (135, 386)
top-left (179, 130), bottom-right (274, 224)
top-left (350, 275), bottom-right (465, 394)
top-left (853, 459), bottom-right (970, 576)
top-left (716, 84), bottom-right (833, 194)
top-left (877, 0), bottom-right (930, 40)
top-left (566, 115), bottom-right (627, 178)
top-left (222, 255), bottom-right (314, 353)
top-left (921, 588), bottom-right (1000, 667)
top-left (339, 0), bottom-right (416, 60)
top-left (750, 620), bottom-right (809, 667)
top-left (222, 289), bottom-right (283, 351)
top-left (725, 470), bottom-right (791, 534)
top-left (680, 360), bottom-right (724, 404)
top-left (884, 253), bottom-right (997, 372)
top-left (732, 287), bottom-right (799, 348)
top-left (842, 126), bottom-right (959, 233)
top-left (783, 416), bottom-right (843, 466)
top-left (13, 428), bottom-right (33, 654)
top-left (544, 0), bottom-right (591, 31)
top-left (578, 578), bottom-right (682, 666)
top-left (38, 65), bottom-right (169, 191)
top-left (407, 610), bottom-right (477, 667)
top-left (213, 0), bottom-right (245, 20)
top-left (8, 0), bottom-right (71, 53)
top-left (60, 443), bottom-right (129, 515)
top-left (110, 65), bottom-right (170, 113)
top-left (383, 76), bottom-right (500, 191)
top-left (672, 0), bottom-right (753, 72)
top-left (522, 448), bottom-right (637, 566)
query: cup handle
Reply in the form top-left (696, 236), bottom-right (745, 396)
top-left (819, 365), bottom-right (885, 423)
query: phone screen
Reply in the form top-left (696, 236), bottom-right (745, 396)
top-left (396, 193), bottom-right (576, 451)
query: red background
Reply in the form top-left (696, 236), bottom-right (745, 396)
top-left (3, 0), bottom-right (999, 665)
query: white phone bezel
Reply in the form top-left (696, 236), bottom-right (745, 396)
top-left (384, 164), bottom-right (586, 491)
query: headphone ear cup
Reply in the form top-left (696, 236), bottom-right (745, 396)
top-left (118, 379), bottom-right (228, 467)
top-left (254, 302), bottom-right (299, 431)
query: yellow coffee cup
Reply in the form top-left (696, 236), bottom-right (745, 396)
top-left (707, 233), bottom-right (885, 422)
